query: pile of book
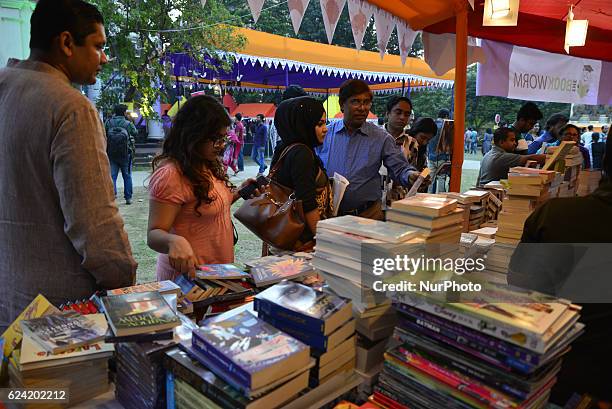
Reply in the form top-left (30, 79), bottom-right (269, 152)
top-left (444, 190), bottom-right (491, 232)
top-left (496, 167), bottom-right (558, 245)
top-left (245, 254), bottom-right (317, 288)
top-left (10, 311), bottom-right (113, 407)
top-left (174, 264), bottom-right (255, 317)
top-left (180, 307), bottom-right (314, 409)
top-left (254, 281), bottom-right (356, 388)
top-left (386, 194), bottom-right (463, 246)
top-left (371, 282), bottom-right (585, 409)
top-left (542, 141), bottom-right (578, 198)
top-left (577, 169), bottom-right (602, 196)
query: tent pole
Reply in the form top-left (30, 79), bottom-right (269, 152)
top-left (285, 65), bottom-right (289, 88)
top-left (449, 6), bottom-right (468, 193)
top-left (401, 79), bottom-right (406, 96)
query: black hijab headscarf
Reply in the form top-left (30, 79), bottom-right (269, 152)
top-left (271, 96), bottom-right (326, 166)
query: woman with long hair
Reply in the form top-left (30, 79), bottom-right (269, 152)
top-left (147, 95), bottom-right (256, 280)
top-left (270, 96), bottom-right (333, 248)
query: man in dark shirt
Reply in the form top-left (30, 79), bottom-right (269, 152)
top-left (477, 127), bottom-right (545, 185)
top-left (508, 137), bottom-right (612, 403)
top-left (590, 132), bottom-right (605, 169)
top-left (527, 113), bottom-right (569, 154)
top-left (509, 102), bottom-right (543, 154)
top-left (252, 113), bottom-right (268, 175)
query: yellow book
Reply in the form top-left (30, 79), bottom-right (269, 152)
top-left (1, 294), bottom-right (59, 359)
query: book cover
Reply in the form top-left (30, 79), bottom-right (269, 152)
top-left (250, 256), bottom-right (314, 287)
top-left (174, 275), bottom-right (208, 302)
top-left (2, 294), bottom-right (59, 359)
top-left (106, 280), bottom-right (181, 296)
top-left (192, 311), bottom-right (309, 390)
top-left (20, 311), bottom-right (106, 354)
top-left (254, 281), bottom-right (351, 336)
top-left (101, 291), bottom-right (180, 336)
top-left (317, 216), bottom-right (419, 243)
top-left (19, 314), bottom-right (114, 370)
top-left (392, 194), bottom-right (458, 217)
top-left (197, 264), bottom-right (250, 280)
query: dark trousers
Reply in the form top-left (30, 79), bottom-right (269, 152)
top-left (110, 156), bottom-right (133, 200)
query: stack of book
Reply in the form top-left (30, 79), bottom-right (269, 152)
top-left (386, 194), bottom-right (463, 246)
top-left (254, 281), bottom-right (356, 387)
top-left (444, 190), bottom-right (491, 232)
top-left (496, 168), bottom-right (558, 245)
top-left (371, 283), bottom-right (585, 409)
top-left (577, 169), bottom-right (602, 196)
top-left (181, 309), bottom-right (313, 408)
top-left (115, 342), bottom-right (172, 409)
top-left (542, 142), bottom-right (578, 197)
top-left (10, 313), bottom-right (113, 407)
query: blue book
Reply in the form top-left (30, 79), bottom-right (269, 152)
top-left (254, 281), bottom-right (352, 336)
top-left (192, 311), bottom-right (310, 391)
top-left (257, 312), bottom-right (328, 351)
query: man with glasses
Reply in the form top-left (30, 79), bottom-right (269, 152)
top-left (317, 79), bottom-right (419, 220)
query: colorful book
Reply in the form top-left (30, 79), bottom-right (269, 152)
top-left (197, 264), bottom-right (250, 280)
top-left (192, 311), bottom-right (310, 390)
top-left (249, 256), bottom-right (314, 287)
top-left (254, 281), bottom-right (352, 336)
top-left (317, 216), bottom-right (419, 243)
top-left (101, 291), bottom-right (180, 336)
top-left (2, 294), bottom-right (60, 359)
top-left (20, 311), bottom-right (105, 354)
top-left (107, 280), bottom-right (181, 296)
top-left (19, 314), bottom-right (114, 371)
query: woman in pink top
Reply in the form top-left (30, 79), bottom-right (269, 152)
top-left (147, 96), bottom-right (256, 280)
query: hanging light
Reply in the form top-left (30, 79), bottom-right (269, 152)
top-left (483, 0), bottom-right (519, 26)
top-left (564, 5), bottom-right (589, 53)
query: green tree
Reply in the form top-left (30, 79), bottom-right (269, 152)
top-left (91, 0), bottom-right (245, 117)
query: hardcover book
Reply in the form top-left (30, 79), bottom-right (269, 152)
top-left (192, 311), bottom-right (310, 390)
top-left (101, 291), bottom-right (180, 336)
top-left (250, 256), bottom-right (314, 287)
top-left (317, 216), bottom-right (419, 243)
top-left (254, 281), bottom-right (352, 336)
top-left (197, 264), bottom-right (250, 280)
top-left (20, 311), bottom-right (106, 354)
top-left (106, 280), bottom-right (181, 297)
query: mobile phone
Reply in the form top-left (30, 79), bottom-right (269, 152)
top-left (239, 176), bottom-right (269, 199)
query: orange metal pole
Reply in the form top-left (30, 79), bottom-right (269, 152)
top-left (449, 7), bottom-right (468, 192)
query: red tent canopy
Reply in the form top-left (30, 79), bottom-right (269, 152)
top-left (230, 103), bottom-right (276, 118)
top-left (425, 1), bottom-right (612, 62)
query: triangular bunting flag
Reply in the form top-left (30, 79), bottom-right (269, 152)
top-left (320, 0), bottom-right (347, 44)
top-left (247, 0), bottom-right (265, 24)
top-left (288, 0), bottom-right (310, 35)
top-left (374, 8), bottom-right (395, 59)
top-left (397, 21), bottom-right (418, 66)
top-left (200, 0), bottom-right (207, 6)
top-left (347, 0), bottom-right (373, 50)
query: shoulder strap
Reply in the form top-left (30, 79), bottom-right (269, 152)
top-left (268, 143), bottom-right (313, 178)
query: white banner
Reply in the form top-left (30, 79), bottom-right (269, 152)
top-left (347, 0), bottom-right (373, 51)
top-left (477, 40), bottom-right (611, 105)
top-left (508, 46), bottom-right (601, 105)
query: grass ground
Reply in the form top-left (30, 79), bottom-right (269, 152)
top-left (119, 162), bottom-right (482, 283)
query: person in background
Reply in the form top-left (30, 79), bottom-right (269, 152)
top-left (526, 122), bottom-right (541, 142)
top-left (527, 113), bottom-right (569, 154)
top-left (269, 84), bottom-right (308, 156)
top-left (161, 109), bottom-right (172, 138)
top-left (590, 132), bottom-right (605, 169)
top-left (510, 102), bottom-right (544, 154)
top-left (428, 109), bottom-right (451, 193)
top-left (252, 113), bottom-right (268, 176)
top-left (317, 79), bottom-right (419, 220)
top-left (270, 97), bottom-right (333, 249)
top-left (601, 125), bottom-right (609, 141)
top-left (478, 127), bottom-right (546, 185)
top-left (147, 96), bottom-right (258, 280)
top-left (482, 128), bottom-right (493, 155)
top-left (234, 113), bottom-right (245, 173)
top-left (508, 137), bottom-right (612, 403)
top-left (406, 117), bottom-right (438, 172)
top-left (106, 103), bottom-right (137, 205)
top-left (469, 128), bottom-right (478, 154)
top-left (464, 128), bottom-right (471, 153)
top-left (581, 124), bottom-right (594, 147)
top-left (222, 122), bottom-right (241, 175)
top-left (0, 0), bottom-right (137, 331)
top-left (557, 124), bottom-right (591, 169)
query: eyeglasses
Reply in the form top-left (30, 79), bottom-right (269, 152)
top-left (348, 98), bottom-right (373, 109)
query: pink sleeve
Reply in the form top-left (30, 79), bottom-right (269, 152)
top-left (149, 164), bottom-right (190, 205)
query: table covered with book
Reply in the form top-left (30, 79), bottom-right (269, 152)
top-left (1, 169), bottom-right (608, 409)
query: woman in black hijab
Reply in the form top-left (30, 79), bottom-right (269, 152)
top-left (270, 96), bottom-right (333, 245)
